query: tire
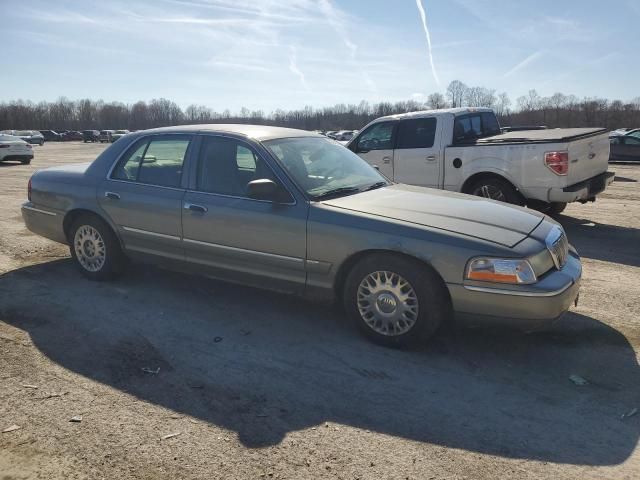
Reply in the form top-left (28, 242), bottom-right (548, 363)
top-left (548, 202), bottom-right (567, 215)
top-left (69, 215), bottom-right (125, 281)
top-left (343, 253), bottom-right (450, 347)
top-left (468, 177), bottom-right (524, 206)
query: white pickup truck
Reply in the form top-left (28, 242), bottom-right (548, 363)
top-left (346, 108), bottom-right (614, 214)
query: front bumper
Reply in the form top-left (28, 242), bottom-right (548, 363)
top-left (449, 251), bottom-right (581, 330)
top-left (548, 171), bottom-right (615, 202)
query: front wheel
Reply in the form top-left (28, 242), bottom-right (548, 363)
top-left (469, 177), bottom-right (523, 206)
top-left (69, 215), bottom-right (125, 280)
top-left (343, 254), bottom-right (450, 347)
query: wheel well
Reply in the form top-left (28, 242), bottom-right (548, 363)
top-left (63, 209), bottom-right (115, 243)
top-left (333, 250), bottom-right (451, 305)
top-left (461, 172), bottom-right (518, 195)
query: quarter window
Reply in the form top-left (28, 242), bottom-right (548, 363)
top-left (357, 122), bottom-right (396, 151)
top-left (196, 136), bottom-right (276, 197)
top-left (453, 113), bottom-right (502, 143)
top-left (111, 136), bottom-right (190, 188)
top-left (397, 118), bottom-right (437, 149)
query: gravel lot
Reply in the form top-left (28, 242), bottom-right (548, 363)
top-left (1, 142), bottom-right (639, 479)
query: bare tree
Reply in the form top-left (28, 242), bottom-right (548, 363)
top-left (446, 80), bottom-right (468, 108)
top-left (426, 92), bottom-right (447, 109)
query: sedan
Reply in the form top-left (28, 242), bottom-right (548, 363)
top-left (610, 130), bottom-right (640, 162)
top-left (22, 125), bottom-right (581, 346)
top-left (0, 134), bottom-right (33, 164)
top-left (1, 130), bottom-right (45, 145)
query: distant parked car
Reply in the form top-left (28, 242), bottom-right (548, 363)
top-left (62, 131), bottom-right (83, 141)
top-left (1, 130), bottom-right (44, 145)
top-left (82, 130), bottom-right (100, 143)
top-left (610, 129), bottom-right (640, 162)
top-left (110, 130), bottom-right (130, 142)
top-left (99, 130), bottom-right (114, 143)
top-left (325, 131), bottom-right (338, 139)
top-left (334, 130), bottom-right (357, 142)
top-left (0, 134), bottom-right (33, 164)
top-left (40, 130), bottom-right (63, 142)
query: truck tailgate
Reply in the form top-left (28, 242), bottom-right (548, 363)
top-left (567, 132), bottom-right (610, 185)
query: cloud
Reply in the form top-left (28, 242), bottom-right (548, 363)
top-left (504, 51), bottom-right (543, 77)
top-left (317, 0), bottom-right (357, 58)
top-left (288, 46), bottom-right (309, 90)
top-left (414, 0), bottom-right (440, 87)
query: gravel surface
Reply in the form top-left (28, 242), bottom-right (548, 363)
top-left (1, 142), bottom-right (638, 479)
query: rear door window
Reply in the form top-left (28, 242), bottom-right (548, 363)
top-left (453, 113), bottom-right (502, 143)
top-left (397, 118), bottom-right (437, 149)
top-left (111, 136), bottom-right (190, 188)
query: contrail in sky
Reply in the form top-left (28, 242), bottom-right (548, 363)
top-left (415, 0), bottom-right (440, 87)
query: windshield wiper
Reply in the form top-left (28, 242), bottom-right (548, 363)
top-left (362, 181), bottom-right (388, 192)
top-left (313, 186), bottom-right (362, 200)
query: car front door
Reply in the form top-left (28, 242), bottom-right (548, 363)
top-left (181, 135), bottom-right (308, 293)
top-left (350, 121), bottom-right (397, 180)
top-left (98, 134), bottom-right (192, 261)
top-left (393, 117), bottom-right (441, 188)
top-left (620, 136), bottom-right (640, 160)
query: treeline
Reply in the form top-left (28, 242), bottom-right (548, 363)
top-left (1, 80), bottom-right (639, 132)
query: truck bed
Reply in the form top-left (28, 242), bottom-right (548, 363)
top-left (475, 128), bottom-right (608, 144)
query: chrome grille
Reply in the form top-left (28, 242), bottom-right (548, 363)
top-left (546, 228), bottom-right (569, 269)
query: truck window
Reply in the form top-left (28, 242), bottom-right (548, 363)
top-left (356, 122), bottom-right (396, 151)
top-left (397, 118), bottom-right (437, 149)
top-left (453, 112), bottom-right (501, 144)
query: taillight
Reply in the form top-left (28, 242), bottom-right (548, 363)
top-left (545, 151), bottom-right (569, 176)
top-left (0, 144), bottom-right (10, 149)
top-left (26, 144), bottom-right (32, 149)
top-left (28, 178), bottom-right (32, 201)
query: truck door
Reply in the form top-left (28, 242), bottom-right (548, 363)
top-left (393, 117), bottom-right (441, 188)
top-left (350, 121), bottom-right (397, 180)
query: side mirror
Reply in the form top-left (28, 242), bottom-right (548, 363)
top-left (246, 179), bottom-right (291, 203)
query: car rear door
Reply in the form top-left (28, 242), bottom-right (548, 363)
top-left (98, 134), bottom-right (193, 260)
top-left (618, 136), bottom-right (640, 160)
top-left (393, 117), bottom-right (442, 188)
top-left (181, 134), bottom-right (308, 293)
top-left (350, 121), bottom-right (397, 180)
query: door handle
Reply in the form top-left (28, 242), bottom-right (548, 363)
top-left (382, 156), bottom-right (391, 164)
top-left (104, 191), bottom-right (120, 200)
top-left (426, 155), bottom-right (437, 162)
top-left (184, 203), bottom-right (207, 213)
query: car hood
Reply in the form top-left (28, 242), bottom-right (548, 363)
top-left (321, 184), bottom-right (545, 248)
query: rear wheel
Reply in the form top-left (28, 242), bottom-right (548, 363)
top-left (469, 177), bottom-right (523, 206)
top-left (343, 254), bottom-right (450, 347)
top-left (21, 158), bottom-right (31, 165)
top-left (548, 202), bottom-right (567, 215)
top-left (69, 215), bottom-right (125, 281)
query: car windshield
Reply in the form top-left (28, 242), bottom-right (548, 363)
top-left (16, 131), bottom-right (31, 136)
top-left (264, 136), bottom-right (389, 199)
top-left (115, 130), bottom-right (127, 134)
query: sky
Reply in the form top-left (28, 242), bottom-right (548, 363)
top-left (1, 0), bottom-right (638, 112)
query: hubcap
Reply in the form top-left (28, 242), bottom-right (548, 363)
top-left (357, 271), bottom-right (419, 336)
top-left (74, 225), bottom-right (106, 272)
top-left (474, 184), bottom-right (506, 202)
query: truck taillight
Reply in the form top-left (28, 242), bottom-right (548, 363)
top-left (28, 178), bottom-right (32, 201)
top-left (545, 151), bottom-right (569, 176)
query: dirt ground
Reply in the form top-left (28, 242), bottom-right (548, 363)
top-left (0, 142), bottom-right (638, 480)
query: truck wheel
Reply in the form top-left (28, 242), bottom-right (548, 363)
top-left (469, 177), bottom-right (523, 206)
top-left (69, 215), bottom-right (125, 281)
top-left (343, 254), bottom-right (449, 347)
top-left (548, 202), bottom-right (567, 215)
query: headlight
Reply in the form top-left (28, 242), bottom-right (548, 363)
top-left (466, 258), bottom-right (537, 285)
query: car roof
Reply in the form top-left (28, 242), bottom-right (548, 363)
top-left (373, 107), bottom-right (494, 122)
top-left (137, 124), bottom-right (322, 141)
